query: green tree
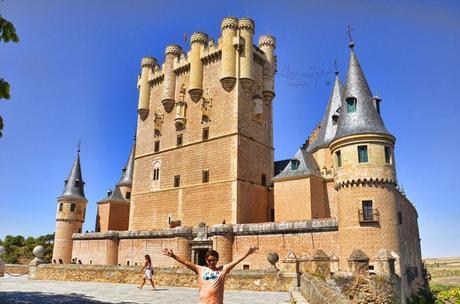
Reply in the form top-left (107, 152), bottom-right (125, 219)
top-left (0, 234), bottom-right (54, 264)
top-left (0, 13), bottom-right (19, 137)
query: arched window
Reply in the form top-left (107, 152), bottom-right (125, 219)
top-left (151, 160), bottom-right (161, 191)
top-left (291, 159), bottom-right (300, 170)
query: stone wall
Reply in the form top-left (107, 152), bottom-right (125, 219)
top-left (34, 264), bottom-right (293, 292)
top-left (5, 264), bottom-right (29, 274)
top-left (299, 273), bottom-right (349, 304)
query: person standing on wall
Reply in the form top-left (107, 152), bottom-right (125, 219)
top-left (162, 245), bottom-right (259, 304)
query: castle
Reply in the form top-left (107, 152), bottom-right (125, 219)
top-left (51, 17), bottom-right (424, 299)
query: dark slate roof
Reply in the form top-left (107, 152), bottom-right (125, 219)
top-left (272, 148), bottom-right (321, 181)
top-left (333, 47), bottom-right (392, 141)
top-left (98, 186), bottom-right (128, 203)
top-left (59, 152), bottom-right (86, 200)
top-left (307, 74), bottom-right (344, 153)
top-left (274, 159), bottom-right (291, 176)
top-left (117, 141), bottom-right (135, 187)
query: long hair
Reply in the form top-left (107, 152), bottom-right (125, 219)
top-left (145, 254), bottom-right (151, 263)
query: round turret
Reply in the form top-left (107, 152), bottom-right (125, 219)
top-left (238, 18), bottom-right (255, 94)
top-left (220, 17), bottom-right (239, 92)
top-left (258, 35), bottom-right (277, 102)
top-left (162, 45), bottom-right (182, 113)
top-left (189, 32), bottom-right (208, 102)
top-left (138, 57), bottom-right (157, 120)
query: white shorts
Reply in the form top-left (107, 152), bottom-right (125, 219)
top-left (145, 268), bottom-right (153, 280)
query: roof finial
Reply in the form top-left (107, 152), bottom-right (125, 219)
top-left (346, 24), bottom-right (355, 49)
top-left (76, 139), bottom-right (82, 153)
top-left (334, 59), bottom-right (339, 75)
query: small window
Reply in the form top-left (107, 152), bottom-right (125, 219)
top-left (174, 175), bottom-right (180, 187)
top-left (89, 259), bottom-right (93, 265)
top-left (78, 228), bottom-right (81, 233)
top-left (336, 150), bottom-right (342, 167)
top-left (177, 134), bottom-right (183, 146)
top-left (75, 180), bottom-right (79, 188)
top-left (398, 211), bottom-right (402, 225)
top-left (332, 114), bottom-right (338, 125)
top-left (270, 208), bottom-right (275, 222)
top-left (153, 168), bottom-right (160, 181)
top-left (376, 100), bottom-right (381, 114)
top-left (126, 260), bottom-right (130, 266)
top-left (154, 140), bottom-right (160, 152)
top-left (59, 203), bottom-right (63, 211)
top-left (291, 159), bottom-right (300, 170)
top-left (243, 264), bottom-right (250, 270)
top-left (202, 128), bottom-right (209, 140)
top-left (202, 170), bottom-right (209, 183)
top-left (126, 192), bottom-right (131, 199)
top-left (384, 146), bottom-right (391, 164)
top-left (362, 200), bottom-right (373, 221)
top-left (261, 174), bottom-right (267, 186)
top-left (358, 146), bottom-right (368, 163)
top-left (70, 203), bottom-right (76, 212)
top-left (346, 97), bottom-right (357, 113)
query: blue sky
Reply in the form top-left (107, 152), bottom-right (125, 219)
top-left (0, 0), bottom-right (459, 258)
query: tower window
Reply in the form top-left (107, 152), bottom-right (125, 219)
top-left (202, 128), bottom-right (209, 140)
top-left (346, 97), bottom-right (357, 113)
top-left (291, 159), bottom-right (300, 170)
top-left (78, 228), bottom-right (81, 233)
top-left (398, 211), bottom-right (403, 225)
top-left (336, 150), bottom-right (342, 167)
top-left (362, 200), bottom-right (373, 221)
top-left (202, 170), bottom-right (209, 183)
top-left (174, 175), bottom-right (180, 187)
top-left (153, 168), bottom-right (160, 181)
top-left (384, 146), bottom-right (391, 164)
top-left (75, 180), bottom-right (79, 188)
top-left (270, 208), bottom-right (275, 222)
top-left (126, 192), bottom-right (131, 199)
top-left (358, 146), bottom-right (368, 163)
top-left (154, 140), bottom-right (160, 152)
top-left (177, 134), bottom-right (183, 146)
top-left (261, 174), bottom-right (267, 186)
top-left (332, 114), bottom-right (338, 125)
top-left (70, 203), bottom-right (76, 212)
top-left (59, 203), bottom-right (63, 211)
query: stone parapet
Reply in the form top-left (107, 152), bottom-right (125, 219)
top-left (34, 264), bottom-right (292, 291)
top-left (299, 273), bottom-right (350, 304)
top-left (229, 219), bottom-right (338, 235)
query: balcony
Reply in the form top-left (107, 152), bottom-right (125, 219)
top-left (358, 209), bottom-right (380, 223)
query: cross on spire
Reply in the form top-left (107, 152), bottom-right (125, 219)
top-left (334, 59), bottom-right (339, 75)
top-left (77, 139), bottom-right (82, 153)
top-left (346, 24), bottom-right (355, 48)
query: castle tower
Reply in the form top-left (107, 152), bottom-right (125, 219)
top-left (329, 41), bottom-right (399, 270)
top-left (130, 17), bottom-right (276, 230)
top-left (52, 149), bottom-right (88, 264)
top-left (95, 140), bottom-right (135, 232)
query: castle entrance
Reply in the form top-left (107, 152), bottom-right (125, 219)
top-left (189, 222), bottom-right (212, 266)
top-left (195, 248), bottom-right (208, 266)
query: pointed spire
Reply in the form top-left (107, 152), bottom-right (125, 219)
top-left (117, 139), bottom-right (136, 187)
top-left (333, 43), bottom-right (392, 140)
top-left (59, 149), bottom-right (86, 200)
top-left (307, 72), bottom-right (344, 153)
top-left (273, 148), bottom-right (321, 181)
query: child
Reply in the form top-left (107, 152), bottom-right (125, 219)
top-left (138, 254), bottom-right (155, 291)
top-left (162, 245), bottom-right (258, 304)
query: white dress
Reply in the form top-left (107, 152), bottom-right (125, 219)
top-left (144, 263), bottom-right (153, 279)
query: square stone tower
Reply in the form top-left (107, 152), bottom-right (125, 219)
top-left (129, 18), bottom-right (277, 230)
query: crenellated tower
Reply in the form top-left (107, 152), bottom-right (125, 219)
top-left (130, 17), bottom-right (277, 230)
top-left (52, 149), bottom-right (88, 264)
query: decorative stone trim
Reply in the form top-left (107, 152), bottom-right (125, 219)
top-left (221, 17), bottom-right (238, 31)
top-left (238, 18), bottom-right (255, 33)
top-left (141, 57), bottom-right (156, 68)
top-left (165, 45), bottom-right (182, 56)
top-left (335, 177), bottom-right (397, 190)
top-left (190, 32), bottom-right (208, 45)
top-left (258, 35), bottom-right (276, 49)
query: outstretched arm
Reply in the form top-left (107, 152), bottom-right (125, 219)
top-left (162, 248), bottom-right (199, 274)
top-left (225, 245), bottom-right (258, 272)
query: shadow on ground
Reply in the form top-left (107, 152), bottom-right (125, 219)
top-left (0, 291), bottom-right (137, 304)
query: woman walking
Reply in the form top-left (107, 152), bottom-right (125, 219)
top-left (138, 254), bottom-right (155, 291)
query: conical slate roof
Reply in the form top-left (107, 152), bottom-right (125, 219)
top-left (273, 148), bottom-right (320, 180)
top-left (59, 151), bottom-right (86, 200)
top-left (333, 46), bottom-right (391, 141)
top-left (98, 186), bottom-right (128, 203)
top-left (307, 74), bottom-right (344, 153)
top-left (117, 141), bottom-right (135, 187)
